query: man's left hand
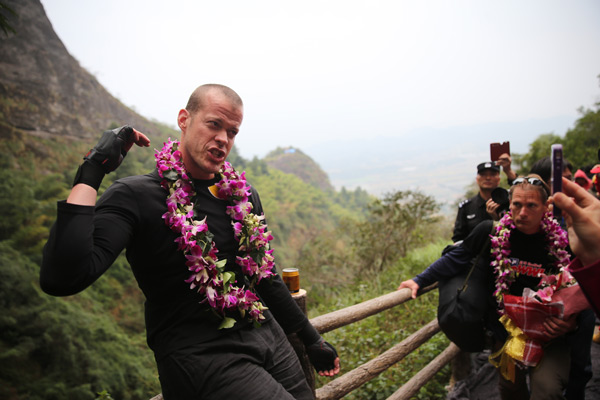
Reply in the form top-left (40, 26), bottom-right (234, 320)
top-left (496, 153), bottom-right (517, 181)
top-left (305, 339), bottom-right (341, 377)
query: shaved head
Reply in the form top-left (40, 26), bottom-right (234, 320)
top-left (185, 84), bottom-right (243, 115)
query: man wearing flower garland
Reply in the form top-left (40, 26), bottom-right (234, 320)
top-left (399, 174), bottom-right (581, 399)
top-left (41, 84), bottom-right (340, 399)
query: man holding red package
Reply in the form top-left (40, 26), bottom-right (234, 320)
top-left (399, 174), bottom-right (588, 399)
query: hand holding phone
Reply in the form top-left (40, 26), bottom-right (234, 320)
top-left (490, 142), bottom-right (510, 162)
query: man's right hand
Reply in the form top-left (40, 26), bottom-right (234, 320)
top-left (485, 198), bottom-right (501, 220)
top-left (397, 279), bottom-right (420, 299)
top-left (542, 314), bottom-right (578, 340)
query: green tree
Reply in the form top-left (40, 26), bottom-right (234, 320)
top-left (0, 169), bottom-right (36, 240)
top-left (515, 133), bottom-right (563, 175)
top-left (354, 190), bottom-right (441, 273)
top-left (225, 145), bottom-right (247, 169)
top-left (0, 242), bottom-right (158, 400)
top-left (562, 104), bottom-right (600, 169)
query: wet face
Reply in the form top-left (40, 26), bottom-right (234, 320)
top-left (509, 186), bottom-right (548, 235)
top-left (476, 170), bottom-right (500, 192)
top-left (177, 89), bottom-right (243, 179)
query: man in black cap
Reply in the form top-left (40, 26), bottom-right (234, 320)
top-left (452, 162), bottom-right (501, 242)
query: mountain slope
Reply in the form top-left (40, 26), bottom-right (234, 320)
top-left (0, 0), bottom-right (161, 144)
top-left (264, 146), bottom-right (335, 192)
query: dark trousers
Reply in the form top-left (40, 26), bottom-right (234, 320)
top-left (565, 309), bottom-right (595, 399)
top-left (156, 321), bottom-right (314, 400)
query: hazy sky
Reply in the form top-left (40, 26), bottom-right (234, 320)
top-left (40, 0), bottom-right (600, 199)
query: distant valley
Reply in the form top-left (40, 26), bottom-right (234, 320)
top-left (300, 114), bottom-right (576, 211)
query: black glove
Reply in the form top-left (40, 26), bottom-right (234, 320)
top-left (297, 322), bottom-right (338, 372)
top-left (305, 338), bottom-right (339, 372)
top-left (73, 125), bottom-right (134, 190)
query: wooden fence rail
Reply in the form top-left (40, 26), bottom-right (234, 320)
top-left (311, 284), bottom-right (438, 334)
top-left (315, 318), bottom-right (441, 400)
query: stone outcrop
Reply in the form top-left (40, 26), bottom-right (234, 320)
top-left (0, 0), bottom-right (158, 142)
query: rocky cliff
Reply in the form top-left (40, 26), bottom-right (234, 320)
top-left (0, 0), bottom-right (159, 144)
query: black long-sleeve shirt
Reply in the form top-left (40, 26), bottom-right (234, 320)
top-left (41, 170), bottom-right (310, 359)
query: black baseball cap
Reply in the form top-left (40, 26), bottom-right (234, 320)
top-left (477, 162), bottom-right (500, 174)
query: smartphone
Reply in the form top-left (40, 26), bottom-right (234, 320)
top-left (551, 144), bottom-right (563, 218)
top-left (490, 142), bottom-right (510, 162)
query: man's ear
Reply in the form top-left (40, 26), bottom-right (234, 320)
top-left (177, 109), bottom-right (190, 132)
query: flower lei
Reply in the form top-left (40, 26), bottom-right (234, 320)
top-left (155, 139), bottom-right (275, 329)
top-left (490, 210), bottom-right (572, 313)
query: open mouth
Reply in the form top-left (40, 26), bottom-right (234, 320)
top-left (209, 148), bottom-right (225, 160)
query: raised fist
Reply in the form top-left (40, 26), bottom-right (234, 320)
top-left (84, 125), bottom-right (135, 173)
top-left (73, 125), bottom-right (150, 190)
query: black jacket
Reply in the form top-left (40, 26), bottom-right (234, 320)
top-left (452, 193), bottom-right (491, 242)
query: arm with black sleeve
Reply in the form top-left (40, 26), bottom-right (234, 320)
top-left (413, 246), bottom-right (474, 288)
top-left (256, 274), bottom-right (340, 376)
top-left (411, 220), bottom-right (494, 289)
top-left (40, 126), bottom-right (149, 294)
top-left (250, 189), bottom-right (340, 376)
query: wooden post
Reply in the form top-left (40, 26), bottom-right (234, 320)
top-left (449, 350), bottom-right (471, 389)
top-left (286, 288), bottom-right (316, 395)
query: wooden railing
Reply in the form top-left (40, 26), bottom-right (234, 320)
top-left (150, 283), bottom-right (470, 400)
top-left (302, 284), bottom-right (467, 400)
